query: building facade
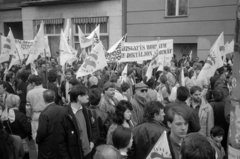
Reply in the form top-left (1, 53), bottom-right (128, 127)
top-left (126, 0), bottom-right (236, 60)
top-left (0, 0), bottom-right (125, 57)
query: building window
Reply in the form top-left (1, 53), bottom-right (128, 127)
top-left (73, 17), bottom-right (108, 53)
top-left (166, 0), bottom-right (188, 17)
top-left (34, 19), bottom-right (64, 57)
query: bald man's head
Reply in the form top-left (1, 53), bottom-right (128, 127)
top-left (43, 89), bottom-right (55, 104)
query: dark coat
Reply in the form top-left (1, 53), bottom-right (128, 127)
top-left (128, 120), bottom-right (168, 159)
top-left (3, 110), bottom-right (31, 139)
top-left (164, 100), bottom-right (200, 133)
top-left (58, 105), bottom-right (97, 159)
top-left (17, 81), bottom-right (29, 114)
top-left (36, 103), bottom-right (65, 159)
top-left (210, 74), bottom-right (221, 90)
top-left (60, 80), bottom-right (67, 99)
top-left (5, 82), bottom-right (15, 94)
top-left (210, 100), bottom-right (229, 150)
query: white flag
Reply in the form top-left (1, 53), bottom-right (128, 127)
top-left (106, 34), bottom-right (127, 62)
top-left (59, 29), bottom-right (75, 66)
top-left (0, 36), bottom-right (11, 63)
top-left (224, 40), bottom-right (234, 55)
top-left (146, 54), bottom-right (160, 81)
top-left (39, 36), bottom-right (51, 57)
top-left (26, 22), bottom-right (45, 65)
top-left (78, 25), bottom-right (100, 48)
top-left (64, 19), bottom-right (72, 46)
top-left (7, 29), bottom-right (23, 70)
top-left (77, 41), bottom-right (107, 78)
top-left (146, 131), bottom-right (172, 159)
top-left (198, 32), bottom-right (224, 81)
top-left (121, 64), bottom-right (128, 83)
top-left (31, 63), bottom-right (38, 75)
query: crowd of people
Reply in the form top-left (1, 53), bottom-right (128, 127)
top-left (0, 53), bottom-right (233, 159)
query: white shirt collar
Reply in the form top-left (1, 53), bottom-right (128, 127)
top-left (71, 104), bottom-right (82, 114)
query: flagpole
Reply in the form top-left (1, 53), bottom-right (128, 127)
top-left (44, 49), bottom-right (48, 89)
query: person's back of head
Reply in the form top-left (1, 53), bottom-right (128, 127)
top-left (32, 75), bottom-right (43, 86)
top-left (89, 88), bottom-right (101, 106)
top-left (181, 133), bottom-right (215, 159)
top-left (93, 145), bottom-right (122, 159)
top-left (177, 86), bottom-right (189, 102)
top-left (43, 89), bottom-right (56, 104)
top-left (89, 76), bottom-right (98, 86)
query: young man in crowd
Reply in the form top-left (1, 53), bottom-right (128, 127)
top-left (166, 107), bottom-right (189, 159)
top-left (164, 86), bottom-right (200, 133)
top-left (99, 82), bottom-right (118, 116)
top-left (186, 86), bottom-right (214, 137)
top-left (129, 101), bottom-right (167, 159)
top-left (59, 85), bottom-right (97, 159)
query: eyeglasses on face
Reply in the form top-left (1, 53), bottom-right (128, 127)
top-left (140, 89), bottom-right (148, 93)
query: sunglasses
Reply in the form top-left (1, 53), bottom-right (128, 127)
top-left (140, 89), bottom-right (148, 93)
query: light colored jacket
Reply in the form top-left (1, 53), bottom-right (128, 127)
top-left (186, 98), bottom-right (214, 137)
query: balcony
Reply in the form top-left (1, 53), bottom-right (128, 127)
top-left (21, 0), bottom-right (106, 6)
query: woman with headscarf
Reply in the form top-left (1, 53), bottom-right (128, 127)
top-left (1, 94), bottom-right (31, 159)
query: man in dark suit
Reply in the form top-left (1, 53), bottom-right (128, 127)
top-left (59, 85), bottom-right (97, 159)
top-left (5, 71), bottom-right (16, 94)
top-left (36, 89), bottom-right (65, 159)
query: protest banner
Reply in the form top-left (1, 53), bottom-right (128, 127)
top-left (77, 41), bottom-right (107, 77)
top-left (118, 39), bottom-right (173, 62)
top-left (39, 36), bottom-right (51, 57)
top-left (15, 39), bottom-right (34, 56)
top-left (106, 34), bottom-right (127, 63)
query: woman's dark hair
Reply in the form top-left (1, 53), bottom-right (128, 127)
top-left (89, 88), bottom-right (101, 106)
top-left (0, 122), bottom-right (15, 159)
top-left (20, 70), bottom-right (30, 82)
top-left (70, 85), bottom-right (88, 103)
top-left (144, 101), bottom-right (164, 120)
top-left (112, 126), bottom-right (132, 150)
top-left (113, 100), bottom-right (133, 125)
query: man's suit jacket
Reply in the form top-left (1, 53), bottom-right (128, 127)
top-left (6, 82), bottom-right (15, 94)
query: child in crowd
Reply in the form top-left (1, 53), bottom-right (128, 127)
top-left (207, 126), bottom-right (226, 159)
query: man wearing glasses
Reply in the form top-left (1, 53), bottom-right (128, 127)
top-left (131, 82), bottom-right (149, 124)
